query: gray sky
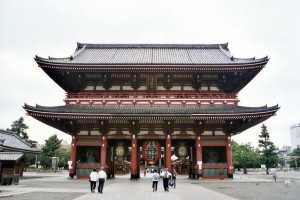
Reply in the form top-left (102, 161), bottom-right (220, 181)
top-left (0, 0), bottom-right (299, 148)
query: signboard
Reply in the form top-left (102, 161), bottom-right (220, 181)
top-left (147, 75), bottom-right (157, 93)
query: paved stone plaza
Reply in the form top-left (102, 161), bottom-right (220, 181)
top-left (0, 171), bottom-right (299, 200)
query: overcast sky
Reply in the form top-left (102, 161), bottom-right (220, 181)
top-left (0, 0), bottom-right (299, 148)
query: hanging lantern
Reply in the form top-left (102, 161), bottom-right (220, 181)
top-left (115, 142), bottom-right (125, 162)
top-left (175, 142), bottom-right (188, 161)
top-left (142, 140), bottom-right (161, 165)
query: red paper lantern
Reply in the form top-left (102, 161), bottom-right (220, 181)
top-left (142, 140), bottom-right (161, 164)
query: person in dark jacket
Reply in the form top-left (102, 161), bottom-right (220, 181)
top-left (171, 169), bottom-right (177, 188)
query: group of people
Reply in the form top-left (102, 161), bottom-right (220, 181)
top-left (90, 166), bottom-right (178, 193)
top-left (152, 168), bottom-right (177, 192)
top-left (89, 167), bottom-right (107, 193)
top-left (89, 166), bottom-right (279, 193)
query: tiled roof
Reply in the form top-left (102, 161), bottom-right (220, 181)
top-left (24, 104), bottom-right (279, 116)
top-left (0, 152), bottom-right (24, 161)
top-left (35, 43), bottom-right (269, 66)
top-left (0, 129), bottom-right (40, 153)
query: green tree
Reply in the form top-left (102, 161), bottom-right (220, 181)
top-left (7, 117), bottom-right (29, 139)
top-left (232, 140), bottom-right (241, 170)
top-left (40, 134), bottom-right (62, 168)
top-left (232, 142), bottom-right (257, 174)
top-left (289, 147), bottom-right (300, 169)
top-left (258, 124), bottom-right (279, 174)
top-left (57, 148), bottom-right (70, 169)
top-left (24, 153), bottom-right (38, 168)
top-left (7, 117), bottom-right (37, 147)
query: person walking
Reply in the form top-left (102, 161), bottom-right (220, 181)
top-left (89, 168), bottom-right (97, 193)
top-left (144, 167), bottom-right (147, 177)
top-left (97, 167), bottom-right (107, 193)
top-left (270, 166), bottom-right (277, 183)
top-left (171, 169), bottom-right (177, 188)
top-left (152, 169), bottom-right (160, 192)
top-left (160, 168), bottom-right (171, 192)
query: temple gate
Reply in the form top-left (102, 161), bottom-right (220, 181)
top-left (24, 43), bottom-right (279, 179)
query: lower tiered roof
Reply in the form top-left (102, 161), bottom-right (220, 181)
top-left (24, 104), bottom-right (278, 116)
top-left (23, 104), bottom-right (279, 135)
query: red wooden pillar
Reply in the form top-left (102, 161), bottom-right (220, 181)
top-left (165, 134), bottom-right (171, 170)
top-left (226, 136), bottom-right (233, 178)
top-left (130, 134), bottom-right (138, 179)
top-left (69, 135), bottom-right (77, 178)
top-left (195, 136), bottom-right (202, 178)
top-left (100, 135), bottom-right (107, 170)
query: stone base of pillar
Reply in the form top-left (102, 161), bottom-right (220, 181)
top-left (228, 174), bottom-right (233, 178)
top-left (130, 174), bottom-right (139, 179)
top-left (197, 174), bottom-right (202, 179)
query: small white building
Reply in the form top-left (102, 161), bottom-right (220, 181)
top-left (290, 123), bottom-right (300, 151)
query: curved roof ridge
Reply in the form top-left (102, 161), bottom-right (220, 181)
top-left (36, 55), bottom-right (71, 61)
top-left (72, 44), bottom-right (86, 58)
top-left (224, 53), bottom-right (268, 62)
top-left (219, 45), bottom-right (232, 58)
top-left (48, 56), bottom-right (72, 60)
top-left (77, 42), bottom-right (229, 49)
top-left (35, 55), bottom-right (46, 60)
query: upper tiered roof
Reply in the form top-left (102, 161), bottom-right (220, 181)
top-left (35, 43), bottom-right (268, 66)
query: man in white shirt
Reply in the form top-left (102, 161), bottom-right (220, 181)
top-left (89, 168), bottom-right (97, 193)
top-left (160, 168), bottom-right (171, 192)
top-left (97, 167), bottom-right (107, 193)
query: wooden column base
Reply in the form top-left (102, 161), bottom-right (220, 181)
top-left (197, 174), bottom-right (202, 179)
top-left (130, 174), bottom-right (139, 179)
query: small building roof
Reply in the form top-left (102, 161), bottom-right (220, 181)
top-left (0, 152), bottom-right (24, 161)
top-left (35, 43), bottom-right (268, 66)
top-left (0, 129), bottom-right (40, 153)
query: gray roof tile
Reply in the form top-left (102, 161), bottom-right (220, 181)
top-left (35, 43), bottom-right (268, 66)
top-left (24, 104), bottom-right (279, 116)
top-left (0, 129), bottom-right (40, 153)
top-left (0, 152), bottom-right (24, 161)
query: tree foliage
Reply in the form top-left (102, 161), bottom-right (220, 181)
top-left (7, 117), bottom-right (29, 139)
top-left (258, 124), bottom-right (279, 174)
top-left (7, 117), bottom-right (37, 147)
top-left (39, 134), bottom-right (62, 168)
top-left (289, 147), bottom-right (300, 169)
top-left (232, 141), bottom-right (260, 174)
top-left (57, 148), bottom-right (70, 169)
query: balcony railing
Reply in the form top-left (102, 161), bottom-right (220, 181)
top-left (66, 91), bottom-right (237, 100)
top-left (64, 92), bottom-right (239, 106)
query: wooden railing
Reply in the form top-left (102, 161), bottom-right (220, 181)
top-left (66, 91), bottom-right (237, 100)
top-left (64, 91), bottom-right (239, 106)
